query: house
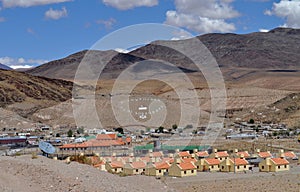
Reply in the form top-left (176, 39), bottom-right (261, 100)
top-left (259, 156), bottom-right (289, 172)
top-left (168, 159), bottom-right (197, 177)
top-left (211, 149), bottom-right (229, 161)
top-left (176, 151), bottom-right (191, 159)
top-left (254, 149), bottom-right (272, 159)
top-left (123, 160), bottom-right (147, 175)
top-left (234, 149), bottom-right (250, 158)
top-left (105, 160), bottom-right (124, 173)
top-left (196, 158), bottom-right (220, 172)
top-left (146, 161), bottom-right (171, 177)
top-left (277, 150), bottom-right (298, 160)
top-left (220, 157), bottom-right (250, 172)
top-left (194, 151), bottom-right (209, 159)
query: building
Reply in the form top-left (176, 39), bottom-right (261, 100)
top-left (194, 150), bottom-right (209, 159)
top-left (105, 160), bottom-right (124, 173)
top-left (211, 149), bottom-right (229, 161)
top-left (176, 151), bottom-right (191, 159)
top-left (259, 156), bottom-right (289, 172)
top-left (123, 160), bottom-right (147, 175)
top-left (220, 157), bottom-right (250, 172)
top-left (196, 158), bottom-right (220, 172)
top-left (168, 159), bottom-right (197, 177)
top-left (146, 161), bottom-right (171, 177)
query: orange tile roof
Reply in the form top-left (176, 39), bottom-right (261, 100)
top-left (152, 152), bottom-right (164, 157)
top-left (96, 133), bottom-right (117, 140)
top-left (178, 151), bottom-right (191, 157)
top-left (270, 158), bottom-right (289, 165)
top-left (229, 158), bottom-right (249, 165)
top-left (93, 161), bottom-right (105, 168)
top-left (237, 151), bottom-right (250, 158)
top-left (154, 162), bottom-right (170, 169)
top-left (131, 161), bottom-right (146, 169)
top-left (182, 158), bottom-right (197, 163)
top-left (60, 139), bottom-right (126, 149)
top-left (284, 152), bottom-right (297, 158)
top-left (216, 151), bottom-right (229, 157)
top-left (140, 157), bottom-right (151, 162)
top-left (178, 162), bottom-right (196, 170)
top-left (205, 158), bottom-right (221, 165)
top-left (196, 151), bottom-right (209, 157)
top-left (258, 152), bottom-right (272, 158)
top-left (110, 161), bottom-right (124, 168)
top-left (59, 142), bottom-right (88, 149)
top-left (162, 157), bottom-right (174, 164)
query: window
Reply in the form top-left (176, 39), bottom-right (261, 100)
top-left (278, 166), bottom-right (280, 169)
top-left (115, 168), bottom-right (117, 172)
top-left (212, 165), bottom-right (214, 169)
top-left (237, 166), bottom-right (240, 169)
top-left (244, 165), bottom-right (246, 168)
top-left (136, 169), bottom-right (139, 172)
top-left (284, 165), bottom-right (287, 168)
top-left (191, 170), bottom-right (194, 173)
top-left (262, 166), bottom-right (264, 169)
top-left (143, 169), bottom-right (145, 172)
top-left (159, 170), bottom-right (162, 173)
top-left (184, 171), bottom-right (187, 174)
top-left (197, 166), bottom-right (199, 169)
top-left (222, 166), bottom-right (224, 169)
top-left (218, 165), bottom-right (220, 168)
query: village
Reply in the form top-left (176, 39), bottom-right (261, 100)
top-left (0, 121), bottom-right (299, 178)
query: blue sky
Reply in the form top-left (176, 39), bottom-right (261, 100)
top-left (0, 0), bottom-right (299, 69)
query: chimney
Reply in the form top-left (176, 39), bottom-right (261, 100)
top-left (175, 158), bottom-right (181, 164)
top-left (107, 157), bottom-right (112, 163)
top-left (149, 149), bottom-right (153, 153)
top-left (234, 149), bottom-right (238, 153)
top-left (129, 153), bottom-right (134, 157)
top-left (280, 153), bottom-right (285, 159)
top-left (191, 154), bottom-right (195, 159)
top-left (256, 149), bottom-right (260, 153)
top-left (95, 153), bottom-right (100, 157)
top-left (112, 152), bottom-right (116, 157)
top-left (128, 158), bottom-right (133, 163)
top-left (151, 158), bottom-right (155, 163)
top-left (193, 149), bottom-right (198, 153)
top-left (175, 149), bottom-right (180, 153)
top-left (240, 154), bottom-right (245, 159)
top-left (214, 149), bottom-right (218, 153)
top-left (169, 153), bottom-right (174, 158)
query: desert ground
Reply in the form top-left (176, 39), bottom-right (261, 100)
top-left (0, 155), bottom-right (299, 192)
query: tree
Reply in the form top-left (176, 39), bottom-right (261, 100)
top-left (158, 126), bottom-right (164, 133)
top-left (115, 127), bottom-right (124, 134)
top-left (249, 119), bottom-right (255, 124)
top-left (56, 133), bottom-right (60, 137)
top-left (172, 124), bottom-right (178, 130)
top-left (67, 129), bottom-right (73, 137)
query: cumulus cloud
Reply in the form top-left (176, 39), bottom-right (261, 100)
top-left (265, 0), bottom-right (300, 28)
top-left (259, 28), bottom-right (270, 32)
top-left (165, 0), bottom-right (239, 34)
top-left (1, 0), bottom-right (72, 8)
top-left (102, 0), bottom-right (158, 10)
top-left (45, 7), bottom-right (68, 20)
top-left (0, 56), bottom-right (48, 69)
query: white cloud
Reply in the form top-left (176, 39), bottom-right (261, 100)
top-left (0, 56), bottom-right (48, 69)
top-left (165, 0), bottom-right (239, 34)
top-left (102, 0), bottom-right (158, 10)
top-left (96, 18), bottom-right (116, 29)
top-left (45, 7), bottom-right (68, 20)
top-left (265, 0), bottom-right (300, 28)
top-left (1, 0), bottom-right (72, 8)
top-left (115, 48), bottom-right (130, 53)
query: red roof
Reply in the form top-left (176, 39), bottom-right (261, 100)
top-left (284, 152), bottom-right (297, 158)
top-left (154, 162), bottom-right (170, 169)
top-left (162, 157), bottom-right (174, 164)
top-left (178, 151), bottom-right (191, 157)
top-left (237, 151), bottom-right (250, 158)
top-left (204, 158), bottom-right (221, 165)
top-left (109, 161), bottom-right (124, 168)
top-left (131, 161), bottom-right (146, 169)
top-left (271, 158), bottom-right (289, 165)
top-left (60, 139), bottom-right (125, 149)
top-left (215, 151), bottom-right (229, 157)
top-left (96, 134), bottom-right (117, 140)
top-left (230, 158), bottom-right (249, 165)
top-left (258, 152), bottom-right (272, 158)
top-left (182, 158), bottom-right (197, 163)
top-left (178, 162), bottom-right (196, 170)
top-left (196, 151), bottom-right (209, 157)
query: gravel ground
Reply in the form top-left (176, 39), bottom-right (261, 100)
top-left (1, 155), bottom-right (299, 192)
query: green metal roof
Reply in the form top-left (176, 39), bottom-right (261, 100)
top-left (84, 135), bottom-right (96, 140)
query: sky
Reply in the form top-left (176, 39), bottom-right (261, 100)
top-left (0, 0), bottom-right (299, 69)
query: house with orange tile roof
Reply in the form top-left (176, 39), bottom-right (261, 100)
top-left (234, 149), bottom-right (250, 158)
top-left (105, 160), bottom-right (124, 173)
top-left (168, 158), bottom-right (197, 177)
top-left (176, 151), bottom-right (191, 159)
top-left (196, 158), bottom-right (221, 172)
top-left (146, 161), bottom-right (171, 177)
top-left (96, 133), bottom-right (117, 140)
top-left (123, 160), bottom-right (147, 175)
top-left (259, 156), bottom-right (290, 172)
top-left (219, 157), bottom-right (250, 172)
top-left (195, 151), bottom-right (209, 159)
top-left (211, 149), bottom-right (229, 161)
top-left (277, 150), bottom-right (298, 160)
top-left (147, 151), bottom-right (164, 158)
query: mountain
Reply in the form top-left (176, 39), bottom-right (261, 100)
top-left (27, 27), bottom-right (300, 82)
top-left (0, 63), bottom-right (12, 70)
top-left (0, 69), bottom-right (73, 117)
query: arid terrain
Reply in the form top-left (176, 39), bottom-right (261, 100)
top-left (0, 155), bottom-right (299, 192)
